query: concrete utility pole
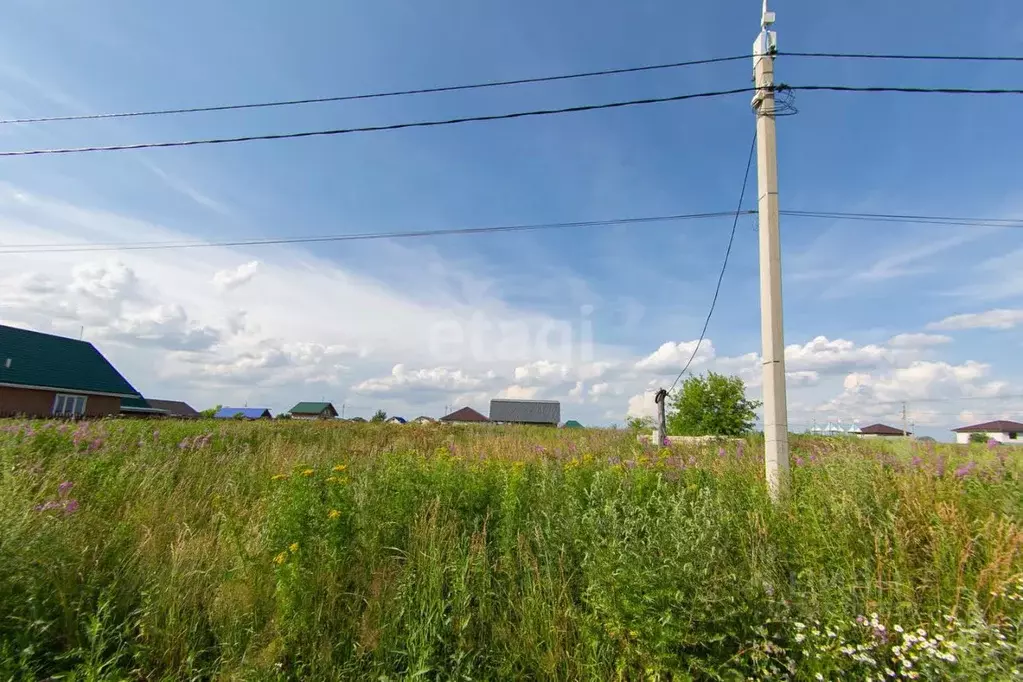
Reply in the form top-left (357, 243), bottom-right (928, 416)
top-left (902, 402), bottom-right (908, 437)
top-left (753, 0), bottom-right (790, 501)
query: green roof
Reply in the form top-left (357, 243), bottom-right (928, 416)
top-left (121, 396), bottom-right (167, 413)
top-left (563, 420), bottom-right (584, 428)
top-left (0, 325), bottom-right (140, 398)
top-left (289, 402), bottom-right (337, 415)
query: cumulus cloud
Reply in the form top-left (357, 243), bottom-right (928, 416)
top-left (353, 364), bottom-right (494, 395)
top-left (888, 333), bottom-right (952, 348)
top-left (928, 309), bottom-right (1023, 331)
top-left (635, 340), bottom-right (715, 374)
top-left (497, 385), bottom-right (541, 400)
top-left (784, 336), bottom-right (890, 374)
top-left (70, 261), bottom-right (139, 301)
top-left (212, 261), bottom-right (260, 291)
top-left (104, 303), bottom-right (220, 351)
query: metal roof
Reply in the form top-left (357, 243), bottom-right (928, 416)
top-left (0, 324), bottom-right (141, 398)
top-left (860, 423), bottom-right (909, 436)
top-left (439, 406), bottom-right (489, 422)
top-left (952, 419), bottom-right (1023, 433)
top-left (214, 407), bottom-right (272, 419)
top-left (489, 399), bottom-right (560, 424)
top-left (146, 399), bottom-right (200, 418)
top-left (289, 401), bottom-right (337, 416)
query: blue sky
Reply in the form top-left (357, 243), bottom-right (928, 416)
top-left (0, 0), bottom-right (1021, 438)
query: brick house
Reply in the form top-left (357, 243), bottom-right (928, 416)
top-left (0, 324), bottom-right (143, 418)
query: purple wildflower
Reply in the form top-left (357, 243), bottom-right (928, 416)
top-left (856, 615), bottom-right (867, 626)
top-left (911, 456), bottom-right (923, 469)
top-left (987, 438), bottom-right (999, 450)
top-left (794, 456), bottom-right (805, 467)
top-left (89, 438), bottom-right (104, 452)
top-left (687, 455), bottom-right (697, 467)
top-left (534, 445), bottom-right (546, 454)
top-left (662, 437), bottom-right (670, 447)
top-left (718, 447), bottom-right (726, 458)
top-left (955, 461), bottom-right (976, 479)
top-left (33, 501), bottom-right (63, 512)
top-left (64, 499), bottom-right (79, 514)
top-left (58, 481), bottom-right (74, 497)
top-left (935, 455), bottom-right (947, 478)
top-left (736, 441), bottom-right (745, 459)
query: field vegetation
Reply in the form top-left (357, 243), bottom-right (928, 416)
top-left (1, 419), bottom-right (1021, 680)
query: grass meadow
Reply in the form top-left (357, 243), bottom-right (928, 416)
top-left (0, 419), bottom-right (1021, 681)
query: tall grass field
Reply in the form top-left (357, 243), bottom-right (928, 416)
top-left (1, 419), bottom-right (1021, 680)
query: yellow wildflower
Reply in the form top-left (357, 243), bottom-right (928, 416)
top-left (328, 509), bottom-right (341, 519)
top-left (273, 552), bottom-right (287, 565)
top-left (327, 476), bottom-right (338, 483)
top-left (332, 464), bottom-right (348, 473)
top-left (289, 542), bottom-right (299, 553)
top-left (271, 474), bottom-right (288, 481)
top-left (301, 469), bottom-right (315, 477)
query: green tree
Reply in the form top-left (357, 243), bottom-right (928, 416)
top-left (666, 372), bottom-right (761, 437)
top-left (969, 432), bottom-right (988, 444)
top-left (370, 409), bottom-right (387, 423)
top-left (626, 416), bottom-right (654, 431)
top-left (199, 404), bottom-right (221, 419)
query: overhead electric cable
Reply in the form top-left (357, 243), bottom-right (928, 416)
top-left (0, 210), bottom-right (750, 255)
top-left (667, 132), bottom-right (758, 395)
top-left (0, 87), bottom-right (755, 157)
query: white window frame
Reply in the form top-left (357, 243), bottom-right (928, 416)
top-left (52, 393), bottom-right (88, 417)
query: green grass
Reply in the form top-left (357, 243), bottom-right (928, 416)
top-left (0, 419), bottom-right (1021, 680)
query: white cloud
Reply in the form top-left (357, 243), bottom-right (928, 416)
top-left (104, 303), bottom-right (220, 351)
top-left (928, 309), bottom-right (1023, 331)
top-left (70, 261), bottom-right (139, 301)
top-left (888, 333), bottom-right (952, 348)
top-left (212, 261), bottom-right (260, 291)
top-left (784, 336), bottom-right (890, 374)
top-left (786, 370), bottom-right (820, 387)
top-left (626, 390), bottom-right (658, 419)
top-left (635, 340), bottom-right (715, 374)
top-left (497, 384), bottom-right (540, 400)
top-left (514, 360), bottom-right (570, 384)
top-left (353, 364), bottom-right (492, 395)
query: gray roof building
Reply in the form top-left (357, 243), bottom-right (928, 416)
top-left (489, 399), bottom-right (560, 426)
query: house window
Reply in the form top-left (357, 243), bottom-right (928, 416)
top-left (1010, 432), bottom-right (1018, 440)
top-left (52, 394), bottom-right (87, 417)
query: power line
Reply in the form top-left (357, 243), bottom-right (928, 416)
top-left (0, 210), bottom-right (749, 255)
top-left (3, 51), bottom-right (1020, 127)
top-left (0, 56), bottom-right (751, 126)
top-left (667, 131), bottom-right (757, 395)
top-left (785, 84), bottom-right (1023, 96)
top-left (781, 210), bottom-right (1023, 228)
top-left (5, 208), bottom-right (1021, 255)
top-left (4, 82), bottom-right (1023, 158)
top-left (0, 87), bottom-right (755, 157)
top-left (779, 51), bottom-right (1023, 63)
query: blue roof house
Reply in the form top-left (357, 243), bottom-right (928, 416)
top-left (214, 407), bottom-right (273, 420)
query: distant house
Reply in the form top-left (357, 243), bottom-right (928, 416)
top-left (146, 399), bottom-right (200, 419)
top-left (439, 406), bottom-right (489, 424)
top-left (952, 420), bottom-right (1023, 445)
top-left (120, 396), bottom-right (170, 418)
top-left (386, 416), bottom-right (407, 425)
top-left (562, 420), bottom-right (584, 429)
top-left (347, 416), bottom-right (367, 423)
top-left (490, 399), bottom-right (560, 426)
top-left (288, 402), bottom-right (339, 420)
top-left (412, 416), bottom-right (436, 424)
top-left (859, 423), bottom-right (909, 438)
top-left (0, 324), bottom-right (143, 418)
top-left (214, 407), bottom-right (272, 420)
